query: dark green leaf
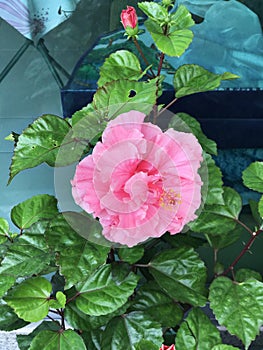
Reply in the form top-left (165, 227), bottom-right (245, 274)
top-left (249, 199), bottom-right (263, 226)
top-left (189, 187), bottom-right (242, 235)
top-left (76, 264), bottom-right (139, 316)
top-left (203, 153), bottom-right (224, 205)
top-left (149, 247), bottom-right (207, 306)
top-left (17, 321), bottom-right (60, 350)
top-left (145, 18), bottom-right (193, 57)
top-left (4, 277), bottom-right (52, 322)
top-left (100, 311), bottom-right (163, 350)
top-left (0, 231), bottom-right (51, 278)
top-left (242, 161), bottom-right (263, 193)
top-left (174, 64), bottom-right (239, 98)
top-left (176, 308), bottom-right (221, 350)
top-left (212, 346), bottom-right (240, 350)
top-left (98, 50), bottom-right (144, 87)
top-left (65, 298), bottom-right (130, 331)
top-left (29, 329), bottom-right (87, 350)
top-left (8, 115), bottom-right (71, 183)
top-left (168, 113), bottom-right (217, 155)
top-left (0, 274), bottom-right (15, 297)
top-left (0, 303), bottom-right (28, 331)
top-left (82, 330), bottom-right (101, 350)
top-left (118, 246), bottom-right (144, 264)
top-left (235, 268), bottom-right (262, 282)
top-left (259, 195), bottom-right (263, 218)
top-left (209, 277), bottom-right (263, 349)
top-left (132, 281), bottom-right (183, 327)
top-left (11, 194), bottom-right (58, 229)
top-left (45, 214), bottom-right (109, 289)
top-left (204, 224), bottom-right (242, 250)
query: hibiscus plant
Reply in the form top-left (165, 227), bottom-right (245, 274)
top-left (1, 1), bottom-right (263, 350)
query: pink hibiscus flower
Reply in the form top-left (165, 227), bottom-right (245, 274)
top-left (71, 110), bottom-right (203, 247)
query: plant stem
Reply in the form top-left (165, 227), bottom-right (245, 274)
top-left (157, 52), bottom-right (165, 77)
top-left (132, 38), bottom-right (156, 77)
top-left (234, 218), bottom-right (254, 235)
top-left (221, 229), bottom-right (262, 276)
top-left (157, 96), bottom-right (178, 117)
top-left (133, 263), bottom-right (150, 268)
top-left (66, 291), bottom-right (81, 304)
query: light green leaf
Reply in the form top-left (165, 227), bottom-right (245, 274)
top-left (138, 2), bottom-right (168, 23)
top-left (189, 187), bottom-right (242, 235)
top-left (76, 264), bottom-right (139, 316)
top-left (135, 340), bottom-right (159, 350)
top-left (212, 345), bottom-right (240, 350)
top-left (132, 281), bottom-right (183, 327)
top-left (242, 162), bottom-right (263, 193)
top-left (235, 268), bottom-right (262, 282)
top-left (0, 218), bottom-right (9, 237)
top-left (49, 291), bottom-right (66, 309)
top-left (0, 274), bottom-right (16, 297)
top-left (29, 329), bottom-right (87, 350)
top-left (170, 5), bottom-right (195, 29)
top-left (174, 64), bottom-right (239, 98)
top-left (149, 247), bottom-right (207, 306)
top-left (203, 153), bottom-right (224, 205)
top-left (98, 50), bottom-right (144, 87)
top-left (118, 246), bottom-right (144, 264)
top-left (93, 78), bottom-right (158, 117)
top-left (168, 113), bottom-right (217, 155)
top-left (145, 18), bottom-right (193, 57)
top-left (45, 214), bottom-right (109, 289)
top-left (0, 303), bottom-right (28, 331)
top-left (8, 115), bottom-right (71, 183)
top-left (4, 277), bottom-right (52, 322)
top-left (209, 277), bottom-right (263, 349)
top-left (0, 231), bottom-right (51, 278)
top-left (11, 194), bottom-right (58, 229)
top-left (176, 308), bottom-right (221, 350)
top-left (100, 311), bottom-right (163, 350)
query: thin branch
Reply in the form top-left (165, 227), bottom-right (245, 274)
top-left (234, 218), bottom-right (254, 235)
top-left (132, 38), bottom-right (155, 77)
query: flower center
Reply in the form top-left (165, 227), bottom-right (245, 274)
top-left (159, 189), bottom-right (181, 210)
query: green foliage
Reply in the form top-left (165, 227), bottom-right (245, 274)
top-left (2, 1), bottom-right (263, 349)
top-left (176, 308), bottom-right (221, 349)
top-left (209, 277), bottom-right (263, 349)
top-left (174, 64), bottom-right (239, 98)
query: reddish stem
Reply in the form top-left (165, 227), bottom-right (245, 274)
top-left (221, 229), bottom-right (262, 276)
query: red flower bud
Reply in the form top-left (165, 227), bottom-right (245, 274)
top-left (160, 345), bottom-right (176, 350)
top-left (121, 6), bottom-right (138, 29)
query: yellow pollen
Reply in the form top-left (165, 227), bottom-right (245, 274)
top-left (159, 189), bottom-right (181, 210)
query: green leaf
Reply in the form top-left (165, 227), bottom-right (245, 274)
top-left (149, 247), bottom-right (207, 306)
top-left (98, 50), bottom-right (144, 87)
top-left (170, 5), bottom-right (195, 29)
top-left (49, 291), bottom-right (66, 309)
top-left (93, 79), bottom-right (158, 117)
top-left (65, 297), bottom-right (130, 331)
top-left (82, 330), bottom-right (101, 350)
top-left (235, 268), bottom-right (262, 282)
top-left (100, 311), bottom-right (163, 350)
top-left (203, 153), bottom-right (224, 205)
top-left (259, 195), bottom-right (263, 218)
top-left (4, 276), bottom-right (52, 322)
top-left (0, 274), bottom-right (16, 297)
top-left (204, 224), bottom-right (242, 250)
top-left (174, 64), bottom-right (239, 98)
top-left (176, 308), bottom-right (221, 350)
top-left (189, 187), bottom-right (242, 235)
top-left (132, 281), bottom-right (183, 327)
top-left (8, 115), bottom-right (71, 183)
top-left (242, 161), bottom-right (263, 192)
top-left (0, 303), bottom-right (28, 331)
top-left (145, 18), bottom-right (193, 57)
top-left (76, 264), bottom-right (139, 316)
top-left (11, 194), bottom-right (58, 229)
top-left (209, 277), bottom-right (263, 349)
top-left (45, 214), bottom-right (109, 289)
top-left (118, 246), bottom-right (144, 264)
top-left (0, 231), bottom-right (51, 278)
top-left (29, 329), bottom-right (87, 350)
top-left (168, 113), bottom-right (217, 155)
top-left (135, 340), bottom-right (159, 350)
top-left (0, 218), bottom-right (9, 243)
top-left (17, 321), bottom-right (61, 350)
top-left (212, 346), bottom-right (240, 350)
top-left (138, 2), bottom-right (168, 23)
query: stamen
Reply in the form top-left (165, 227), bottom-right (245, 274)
top-left (159, 189), bottom-right (181, 210)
